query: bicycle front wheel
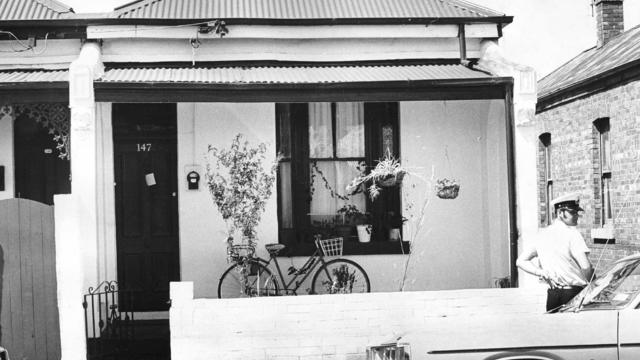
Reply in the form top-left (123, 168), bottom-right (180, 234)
top-left (311, 259), bottom-right (370, 294)
top-left (218, 261), bottom-right (278, 298)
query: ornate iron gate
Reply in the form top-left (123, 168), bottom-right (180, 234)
top-left (83, 281), bottom-right (135, 360)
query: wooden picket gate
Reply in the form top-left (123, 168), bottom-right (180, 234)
top-left (0, 198), bottom-right (61, 360)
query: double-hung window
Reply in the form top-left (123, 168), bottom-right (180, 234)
top-left (594, 118), bottom-right (612, 226)
top-left (276, 102), bottom-right (404, 255)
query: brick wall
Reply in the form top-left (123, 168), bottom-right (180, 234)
top-left (170, 282), bottom-right (545, 360)
top-left (596, 0), bottom-right (624, 47)
top-left (535, 80), bottom-right (640, 270)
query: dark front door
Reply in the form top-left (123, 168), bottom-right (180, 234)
top-left (113, 104), bottom-right (179, 311)
top-left (14, 107), bottom-right (71, 205)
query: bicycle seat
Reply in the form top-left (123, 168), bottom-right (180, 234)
top-left (265, 243), bottom-right (286, 255)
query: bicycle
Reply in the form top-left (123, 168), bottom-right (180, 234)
top-left (217, 236), bottom-right (370, 298)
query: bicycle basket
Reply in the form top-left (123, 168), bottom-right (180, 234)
top-left (227, 244), bottom-right (255, 262)
top-left (318, 237), bottom-right (343, 257)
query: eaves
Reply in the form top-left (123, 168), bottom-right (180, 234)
top-left (536, 59), bottom-right (640, 114)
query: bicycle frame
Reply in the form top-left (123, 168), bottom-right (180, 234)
top-left (258, 247), bottom-right (328, 295)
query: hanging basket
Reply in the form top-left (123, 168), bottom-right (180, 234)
top-left (378, 170), bottom-right (406, 188)
top-left (435, 179), bottom-right (460, 199)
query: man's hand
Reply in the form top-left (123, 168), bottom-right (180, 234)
top-left (539, 269), bottom-right (560, 288)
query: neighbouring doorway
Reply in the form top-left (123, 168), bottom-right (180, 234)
top-left (112, 103), bottom-right (179, 311)
top-left (14, 104), bottom-right (71, 205)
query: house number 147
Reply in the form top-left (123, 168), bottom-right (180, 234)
top-left (137, 143), bottom-right (152, 152)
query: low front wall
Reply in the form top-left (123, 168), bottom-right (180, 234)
top-left (170, 282), bottom-right (545, 360)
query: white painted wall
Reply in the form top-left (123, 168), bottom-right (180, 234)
top-left (170, 281), bottom-right (549, 360)
top-left (0, 39), bottom-right (81, 70)
top-left (398, 100), bottom-right (509, 290)
top-left (89, 24), bottom-right (498, 40)
top-left (0, 110), bottom-right (13, 200)
top-left (177, 103), bottom-right (278, 298)
top-left (100, 37), bottom-right (483, 63)
top-left (175, 100), bottom-right (509, 298)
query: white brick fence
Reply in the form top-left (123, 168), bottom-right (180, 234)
top-left (170, 282), bottom-right (546, 360)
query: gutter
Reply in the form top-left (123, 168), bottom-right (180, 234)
top-left (0, 16), bottom-right (514, 28)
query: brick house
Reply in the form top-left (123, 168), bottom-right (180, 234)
top-left (535, 0), bottom-right (640, 269)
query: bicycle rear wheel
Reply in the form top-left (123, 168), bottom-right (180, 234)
top-left (311, 258), bottom-right (370, 294)
top-left (218, 260), bottom-right (278, 298)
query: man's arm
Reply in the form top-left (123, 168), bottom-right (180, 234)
top-left (516, 247), bottom-right (559, 288)
top-left (516, 247), bottom-right (542, 276)
top-left (569, 235), bottom-right (595, 282)
top-left (573, 250), bottom-right (594, 282)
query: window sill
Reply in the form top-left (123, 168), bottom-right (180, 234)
top-left (591, 225), bottom-right (615, 244)
top-left (280, 240), bottom-right (411, 257)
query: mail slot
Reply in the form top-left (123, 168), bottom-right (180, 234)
top-left (187, 171), bottom-right (200, 190)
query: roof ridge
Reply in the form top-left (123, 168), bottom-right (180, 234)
top-left (33, 0), bottom-right (74, 14)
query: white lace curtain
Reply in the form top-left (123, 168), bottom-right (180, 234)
top-left (279, 102), bottom-right (367, 227)
top-left (309, 102), bottom-right (366, 218)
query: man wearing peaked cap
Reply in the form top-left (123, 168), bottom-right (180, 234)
top-left (550, 192), bottom-right (584, 213)
top-left (516, 192), bottom-right (594, 312)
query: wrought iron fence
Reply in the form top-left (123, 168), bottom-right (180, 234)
top-left (83, 281), bottom-right (135, 360)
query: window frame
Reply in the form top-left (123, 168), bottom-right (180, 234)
top-left (539, 132), bottom-right (553, 225)
top-left (276, 102), bottom-right (409, 256)
top-left (593, 117), bottom-right (613, 226)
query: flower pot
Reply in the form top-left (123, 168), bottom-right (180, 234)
top-left (356, 224), bottom-right (372, 243)
top-left (436, 184), bottom-right (460, 199)
top-left (335, 224), bottom-right (354, 240)
top-left (388, 228), bottom-right (402, 241)
top-left (379, 171), bottom-right (406, 188)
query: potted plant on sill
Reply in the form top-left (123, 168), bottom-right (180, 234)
top-left (335, 204), bottom-right (363, 241)
top-left (206, 134), bottom-right (280, 254)
top-left (384, 211), bottom-right (408, 242)
top-left (354, 212), bottom-right (373, 243)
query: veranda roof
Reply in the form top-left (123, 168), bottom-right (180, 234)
top-left (98, 64), bottom-right (492, 84)
top-left (0, 64), bottom-right (493, 86)
top-left (0, 64), bottom-right (510, 102)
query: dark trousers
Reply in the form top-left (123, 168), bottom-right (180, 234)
top-left (546, 286), bottom-right (584, 313)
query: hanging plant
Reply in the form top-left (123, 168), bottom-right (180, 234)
top-left (435, 178), bottom-right (460, 199)
top-left (435, 145), bottom-right (460, 200)
top-left (346, 152), bottom-right (408, 201)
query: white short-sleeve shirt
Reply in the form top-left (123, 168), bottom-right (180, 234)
top-left (531, 220), bottom-right (591, 287)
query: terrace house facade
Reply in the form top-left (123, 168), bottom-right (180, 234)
top-left (0, 0), bottom-right (537, 358)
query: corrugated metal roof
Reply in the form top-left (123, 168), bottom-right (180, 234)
top-left (112, 0), bottom-right (505, 20)
top-left (0, 65), bottom-right (492, 87)
top-left (0, 0), bottom-right (75, 20)
top-left (0, 70), bottom-right (68, 82)
top-left (99, 64), bottom-right (491, 84)
top-left (538, 24), bottom-right (640, 100)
